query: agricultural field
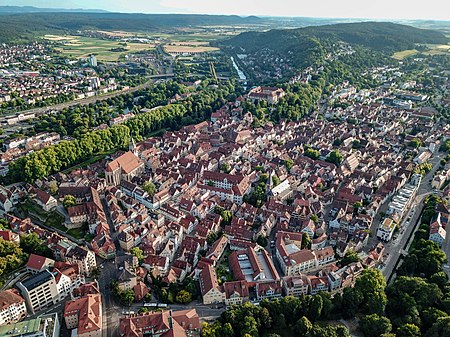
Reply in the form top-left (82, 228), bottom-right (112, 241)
top-left (422, 43), bottom-right (450, 55)
top-left (393, 43), bottom-right (450, 60)
top-left (44, 34), bottom-right (155, 62)
top-left (393, 49), bottom-right (418, 60)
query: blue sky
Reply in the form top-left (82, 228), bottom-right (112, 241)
top-left (1, 0), bottom-right (450, 20)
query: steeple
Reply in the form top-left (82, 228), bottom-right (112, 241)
top-left (129, 137), bottom-right (137, 156)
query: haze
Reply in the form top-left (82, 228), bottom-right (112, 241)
top-left (3, 0), bottom-right (450, 20)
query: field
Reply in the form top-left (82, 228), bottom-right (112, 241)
top-left (422, 43), bottom-right (450, 55)
top-left (44, 34), bottom-right (155, 61)
top-left (393, 43), bottom-right (450, 60)
top-left (393, 49), bottom-right (418, 60)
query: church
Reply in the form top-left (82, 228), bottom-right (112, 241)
top-left (105, 139), bottom-right (145, 186)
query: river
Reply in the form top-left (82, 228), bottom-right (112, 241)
top-left (231, 56), bottom-right (247, 89)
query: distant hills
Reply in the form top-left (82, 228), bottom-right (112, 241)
top-left (0, 12), bottom-right (264, 43)
top-left (0, 6), bottom-right (108, 14)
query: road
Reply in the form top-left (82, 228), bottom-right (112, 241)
top-left (379, 147), bottom-right (444, 282)
top-left (98, 197), bottom-right (121, 337)
top-left (0, 77), bottom-right (169, 125)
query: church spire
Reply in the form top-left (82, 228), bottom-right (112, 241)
top-left (129, 137), bottom-right (137, 155)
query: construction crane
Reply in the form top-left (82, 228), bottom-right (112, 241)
top-left (209, 62), bottom-right (218, 82)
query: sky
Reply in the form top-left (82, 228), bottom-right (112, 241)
top-left (1, 0), bottom-right (450, 20)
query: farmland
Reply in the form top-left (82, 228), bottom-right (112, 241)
top-left (44, 34), bottom-right (155, 61)
top-left (392, 42), bottom-right (450, 60)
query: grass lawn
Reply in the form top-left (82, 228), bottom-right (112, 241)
top-left (67, 228), bottom-right (86, 240)
top-left (18, 199), bottom-right (87, 240)
top-left (44, 212), bottom-right (66, 231)
top-left (20, 199), bottom-right (48, 217)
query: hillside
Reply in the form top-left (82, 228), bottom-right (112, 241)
top-left (0, 12), bottom-right (263, 43)
top-left (219, 22), bottom-right (448, 82)
top-left (222, 21), bottom-right (448, 53)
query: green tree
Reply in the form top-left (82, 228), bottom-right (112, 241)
top-left (302, 232), bottom-right (312, 249)
top-left (284, 159), bottom-right (294, 171)
top-left (272, 175), bottom-right (281, 187)
top-left (176, 290), bottom-right (192, 304)
top-left (131, 247), bottom-right (144, 263)
top-left (20, 233), bottom-right (52, 257)
top-left (256, 235), bottom-right (268, 247)
top-left (294, 316), bottom-right (313, 335)
top-left (409, 138), bottom-right (422, 149)
top-left (120, 289), bottom-right (135, 305)
top-left (142, 181), bottom-right (156, 196)
top-left (327, 150), bottom-right (343, 165)
top-left (354, 269), bottom-right (387, 315)
top-left (241, 316), bottom-right (258, 337)
top-left (63, 195), bottom-right (77, 208)
top-left (396, 323), bottom-right (421, 337)
top-left (221, 210), bottom-right (232, 226)
top-left (221, 163), bottom-right (231, 173)
top-left (48, 180), bottom-right (58, 194)
top-left (359, 314), bottom-right (392, 337)
top-left (340, 250), bottom-right (360, 267)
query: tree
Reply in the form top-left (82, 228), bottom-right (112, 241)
top-left (340, 250), bottom-right (360, 267)
top-left (302, 232), bottom-right (312, 249)
top-left (142, 181), bottom-right (156, 196)
top-left (409, 138), bottom-right (422, 149)
top-left (221, 163), bottom-right (231, 173)
top-left (342, 287), bottom-right (363, 318)
top-left (272, 175), bottom-right (281, 187)
top-left (284, 159), bottom-right (294, 171)
top-left (256, 235), bottom-right (268, 247)
top-left (294, 316), bottom-right (313, 335)
top-left (426, 317), bottom-right (450, 337)
top-left (20, 233), bottom-right (53, 258)
top-left (354, 269), bottom-right (387, 315)
top-left (242, 316), bottom-right (258, 337)
top-left (221, 210), bottom-right (232, 226)
top-left (120, 289), bottom-right (135, 306)
top-left (176, 290), bottom-right (192, 304)
top-left (359, 314), bottom-right (392, 337)
top-left (396, 323), bottom-right (421, 337)
top-left (327, 150), bottom-right (343, 165)
top-left (412, 239), bottom-right (446, 278)
top-left (90, 266), bottom-right (101, 279)
top-left (309, 295), bottom-right (323, 321)
top-left (63, 194), bottom-right (77, 208)
top-left (48, 180), bottom-right (58, 194)
top-left (131, 247), bottom-right (144, 263)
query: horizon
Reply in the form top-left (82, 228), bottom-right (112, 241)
top-left (2, 0), bottom-right (450, 21)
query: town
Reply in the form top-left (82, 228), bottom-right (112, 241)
top-left (0, 6), bottom-right (447, 337)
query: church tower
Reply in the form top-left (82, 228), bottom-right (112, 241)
top-left (129, 137), bottom-right (137, 156)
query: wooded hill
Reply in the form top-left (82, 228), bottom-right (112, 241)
top-left (221, 21), bottom-right (448, 53)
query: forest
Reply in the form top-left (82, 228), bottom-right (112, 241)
top-left (0, 12), bottom-right (262, 43)
top-left (222, 22), bottom-right (448, 55)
